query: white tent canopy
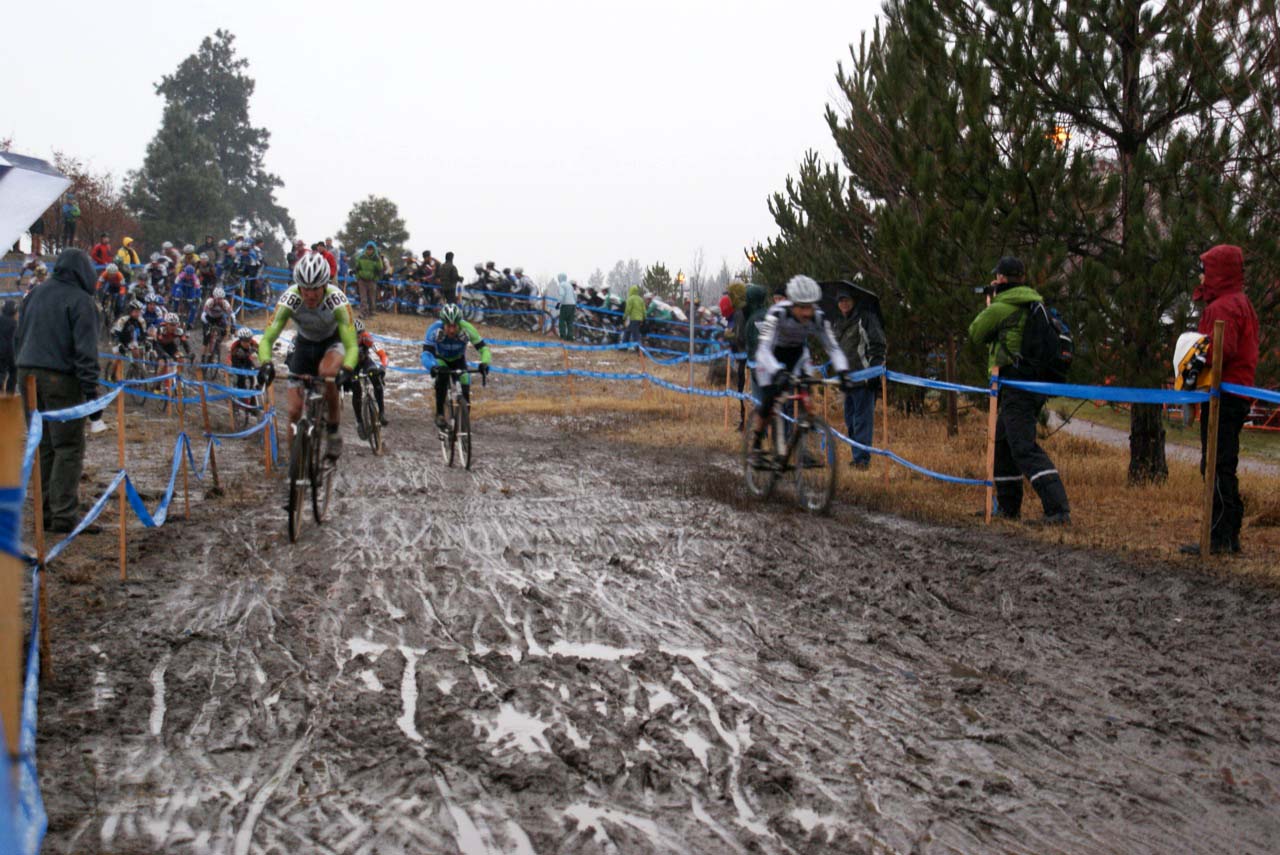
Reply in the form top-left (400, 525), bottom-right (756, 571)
top-left (0, 151), bottom-right (71, 251)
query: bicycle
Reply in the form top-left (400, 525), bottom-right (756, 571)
top-left (355, 369), bottom-right (385, 455)
top-left (230, 372), bottom-right (263, 431)
top-left (436, 365), bottom-right (486, 470)
top-left (283, 374), bottom-right (338, 543)
top-left (201, 323), bottom-right (229, 382)
top-left (742, 373), bottom-right (841, 513)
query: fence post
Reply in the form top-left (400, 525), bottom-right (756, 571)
top-left (178, 380), bottom-right (190, 520)
top-left (1199, 320), bottom-right (1226, 558)
top-left (723, 356), bottom-right (731, 429)
top-left (984, 368), bottom-right (1000, 525)
top-left (23, 377), bottom-right (50, 677)
top-left (197, 370), bottom-right (220, 492)
top-left (946, 334), bottom-right (959, 437)
top-left (563, 347), bottom-right (574, 404)
top-left (116, 362), bottom-right (128, 581)
top-left (881, 371), bottom-right (891, 485)
top-left (0, 395), bottom-right (24, 763)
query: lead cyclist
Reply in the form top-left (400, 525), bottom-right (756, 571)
top-left (257, 253), bottom-right (359, 459)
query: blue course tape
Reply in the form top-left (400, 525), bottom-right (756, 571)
top-left (38, 387), bottom-right (122, 422)
top-left (0, 486), bottom-right (24, 564)
top-left (999, 378), bottom-right (1211, 404)
top-left (207, 408), bottom-right (274, 440)
top-left (886, 369), bottom-right (989, 397)
top-left (1223, 382), bottom-right (1280, 405)
top-left (15, 563), bottom-right (48, 853)
top-left (45, 470), bottom-right (126, 563)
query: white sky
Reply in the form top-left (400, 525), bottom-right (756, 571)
top-left (4, 0), bottom-right (882, 280)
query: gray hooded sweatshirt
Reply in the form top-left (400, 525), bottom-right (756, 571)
top-left (17, 248), bottom-right (100, 400)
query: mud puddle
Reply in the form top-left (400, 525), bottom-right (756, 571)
top-left (34, 384), bottom-right (1280, 854)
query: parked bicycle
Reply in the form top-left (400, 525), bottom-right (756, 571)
top-left (742, 373), bottom-right (841, 513)
top-left (436, 366), bottom-right (486, 470)
top-left (283, 374), bottom-right (338, 543)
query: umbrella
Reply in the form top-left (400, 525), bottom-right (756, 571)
top-left (818, 279), bottom-right (880, 323)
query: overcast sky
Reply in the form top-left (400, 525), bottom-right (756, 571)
top-left (5, 0), bottom-right (882, 280)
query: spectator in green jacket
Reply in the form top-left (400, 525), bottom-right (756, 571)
top-left (353, 242), bottom-right (383, 318)
top-left (968, 256), bottom-right (1070, 525)
top-left (623, 285), bottom-right (645, 345)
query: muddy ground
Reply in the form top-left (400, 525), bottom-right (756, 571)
top-left (32, 353), bottom-right (1280, 855)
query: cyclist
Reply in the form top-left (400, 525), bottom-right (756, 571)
top-left (201, 287), bottom-right (235, 346)
top-left (97, 263), bottom-right (128, 317)
top-left (172, 265), bottom-right (201, 326)
top-left (749, 275), bottom-right (856, 465)
top-left (195, 253), bottom-right (219, 299)
top-left (111, 301), bottom-right (148, 358)
top-left (142, 295), bottom-right (166, 330)
top-left (151, 311), bottom-right (194, 376)
top-left (228, 327), bottom-right (260, 390)
top-left (421, 303), bottom-right (492, 431)
top-left (256, 253), bottom-right (359, 460)
top-left (180, 243), bottom-right (200, 272)
top-left (348, 319), bottom-right (389, 439)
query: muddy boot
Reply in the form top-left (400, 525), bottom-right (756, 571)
top-left (379, 411), bottom-right (389, 427)
top-left (435, 413), bottom-right (447, 432)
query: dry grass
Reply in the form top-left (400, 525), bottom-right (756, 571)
top-left (470, 341), bottom-right (1280, 580)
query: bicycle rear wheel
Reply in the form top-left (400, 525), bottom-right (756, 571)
top-left (363, 393), bottom-right (382, 455)
top-left (459, 397), bottom-right (473, 470)
top-left (742, 414), bottom-right (781, 499)
top-left (794, 417), bottom-right (837, 513)
top-left (287, 427), bottom-right (308, 543)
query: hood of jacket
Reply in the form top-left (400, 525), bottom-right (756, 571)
top-left (993, 284), bottom-right (1043, 307)
top-left (1194, 244), bottom-right (1244, 304)
top-left (627, 285), bottom-right (641, 299)
top-left (744, 284), bottom-right (767, 315)
top-left (51, 249), bottom-right (96, 295)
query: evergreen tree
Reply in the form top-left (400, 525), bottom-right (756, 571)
top-left (641, 263), bottom-right (675, 300)
top-left (127, 105), bottom-right (233, 248)
top-left (156, 30), bottom-right (295, 239)
top-left (337, 196), bottom-right (410, 259)
top-left (587, 267), bottom-right (606, 292)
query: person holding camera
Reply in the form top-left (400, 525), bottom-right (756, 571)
top-left (969, 256), bottom-right (1070, 525)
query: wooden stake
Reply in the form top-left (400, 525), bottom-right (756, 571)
top-left (723, 356), bottom-right (731, 429)
top-left (178, 380), bottom-right (190, 520)
top-left (0, 396), bottom-right (25, 761)
top-left (881, 372), bottom-right (891, 485)
top-left (946, 334), bottom-right (959, 438)
top-left (984, 367), bottom-right (1000, 525)
top-left (23, 377), bottom-right (49, 676)
top-left (563, 347), bottom-right (574, 404)
top-left (1199, 320), bottom-right (1226, 559)
top-left (117, 362), bottom-right (128, 580)
top-left (197, 370), bottom-right (219, 491)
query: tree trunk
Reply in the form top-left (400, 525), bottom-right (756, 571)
top-left (1127, 403), bottom-right (1168, 484)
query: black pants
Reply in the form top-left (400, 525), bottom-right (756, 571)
top-left (434, 369), bottom-right (470, 415)
top-left (1200, 393), bottom-right (1250, 546)
top-left (0, 355), bottom-right (15, 394)
top-left (62, 220), bottom-right (77, 247)
top-left (350, 370), bottom-right (385, 423)
top-left (733, 357), bottom-right (747, 425)
top-left (993, 386), bottom-right (1069, 518)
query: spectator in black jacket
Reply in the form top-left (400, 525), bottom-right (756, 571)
top-left (0, 301), bottom-right (17, 393)
top-left (16, 249), bottom-right (103, 534)
top-left (832, 283), bottom-right (887, 468)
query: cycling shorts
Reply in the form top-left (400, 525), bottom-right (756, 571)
top-left (156, 340), bottom-right (180, 360)
top-left (286, 332), bottom-right (345, 382)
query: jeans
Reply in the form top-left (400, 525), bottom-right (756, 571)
top-left (1201, 393), bottom-right (1250, 546)
top-left (842, 385), bottom-right (876, 465)
top-left (623, 320), bottom-right (642, 345)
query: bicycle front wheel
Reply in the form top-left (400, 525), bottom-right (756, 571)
top-left (309, 423), bottom-right (328, 524)
top-left (742, 414), bottom-right (780, 500)
top-left (459, 397), bottom-right (473, 470)
top-left (794, 417), bottom-right (837, 513)
top-left (287, 427), bottom-right (308, 543)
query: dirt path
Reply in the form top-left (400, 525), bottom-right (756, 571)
top-left (1049, 412), bottom-right (1280, 478)
top-left (36, 387), bottom-right (1280, 854)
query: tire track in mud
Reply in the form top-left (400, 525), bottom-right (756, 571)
top-left (37, 395), bottom-right (1280, 854)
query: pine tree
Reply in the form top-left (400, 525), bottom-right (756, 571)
top-left (337, 196), bottom-right (410, 259)
top-left (156, 30), bottom-right (295, 239)
top-left (127, 105), bottom-right (234, 249)
top-left (641, 263), bottom-right (675, 300)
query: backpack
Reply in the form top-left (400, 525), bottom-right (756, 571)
top-left (1016, 301), bottom-right (1073, 382)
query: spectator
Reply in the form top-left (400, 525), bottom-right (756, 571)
top-left (723, 281), bottom-right (749, 429)
top-left (354, 241), bottom-right (383, 318)
top-left (968, 256), bottom-right (1070, 525)
top-left (832, 282), bottom-right (887, 468)
top-left (16, 249), bottom-right (103, 534)
top-left (420, 250), bottom-right (438, 283)
top-left (90, 233), bottom-right (113, 267)
top-left (558, 275), bottom-right (577, 341)
top-left (28, 215), bottom-right (45, 256)
top-left (61, 193), bottom-right (80, 247)
top-left (199, 234), bottom-right (218, 256)
top-left (0, 301), bottom-right (17, 394)
top-left (437, 251), bottom-right (462, 305)
top-left (115, 236), bottom-right (140, 272)
top-left (742, 284), bottom-right (769, 401)
top-left (623, 285), bottom-right (646, 345)
top-left (1181, 244), bottom-right (1260, 555)
top-left (315, 241), bottom-right (338, 279)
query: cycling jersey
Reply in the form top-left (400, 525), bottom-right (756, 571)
top-left (258, 284), bottom-right (358, 369)
top-left (154, 323), bottom-right (189, 346)
top-left (228, 339), bottom-right (258, 367)
top-left (421, 320), bottom-right (492, 367)
top-left (202, 297), bottom-right (233, 323)
top-left (97, 272), bottom-right (125, 294)
top-left (112, 316), bottom-right (146, 349)
top-left (753, 301), bottom-right (848, 386)
top-left (357, 330), bottom-right (388, 367)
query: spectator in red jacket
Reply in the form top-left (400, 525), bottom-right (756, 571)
top-left (90, 233), bottom-right (113, 267)
top-left (1181, 244), bottom-right (1260, 556)
top-left (313, 242), bottom-right (338, 278)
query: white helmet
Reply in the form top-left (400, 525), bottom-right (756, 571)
top-left (785, 274), bottom-right (822, 305)
top-left (236, 327), bottom-right (253, 340)
top-left (162, 241), bottom-right (174, 250)
top-left (293, 252), bottom-right (331, 289)
top-left (513, 266), bottom-right (523, 275)
top-left (165, 312), bottom-right (179, 324)
top-left (105, 263), bottom-right (118, 274)
top-left (213, 287), bottom-right (226, 299)
top-left (183, 244), bottom-right (195, 253)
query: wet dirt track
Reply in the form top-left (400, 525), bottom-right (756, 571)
top-left (37, 392), bottom-right (1280, 854)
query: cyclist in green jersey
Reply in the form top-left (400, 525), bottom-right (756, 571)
top-left (258, 253), bottom-right (359, 459)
